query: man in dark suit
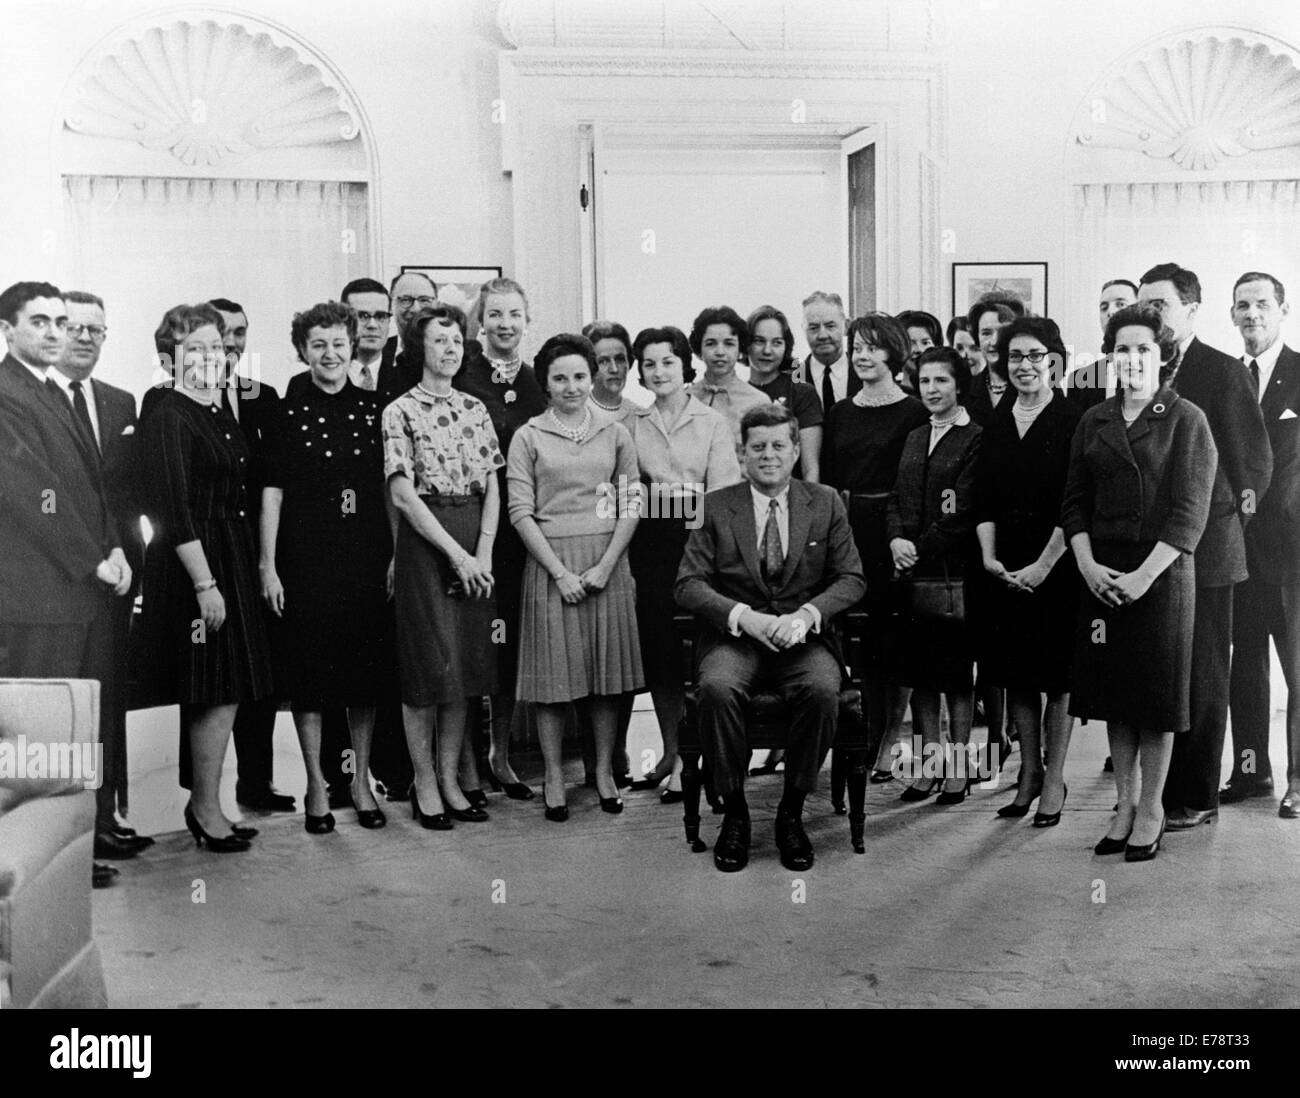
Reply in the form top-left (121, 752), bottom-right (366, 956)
top-left (798, 290), bottom-right (859, 408)
top-left (675, 403), bottom-right (865, 872)
top-left (0, 280), bottom-right (134, 889)
top-left (1136, 264), bottom-right (1273, 830)
top-left (1227, 272), bottom-right (1300, 818)
top-left (50, 290), bottom-right (154, 861)
top-left (1065, 278), bottom-right (1137, 412)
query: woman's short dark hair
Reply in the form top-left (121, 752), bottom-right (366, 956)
top-left (154, 303), bottom-right (224, 361)
top-left (581, 320), bottom-right (633, 361)
top-left (967, 291), bottom-right (1027, 333)
top-left (403, 304), bottom-right (468, 378)
top-left (916, 346), bottom-right (972, 398)
top-left (291, 301), bottom-right (357, 363)
top-left (845, 312), bottom-right (911, 374)
top-left (1101, 304), bottom-right (1180, 380)
top-left (994, 317), bottom-right (1068, 389)
top-left (535, 333), bottom-right (597, 386)
top-left (632, 326), bottom-right (696, 384)
top-left (896, 310), bottom-right (943, 350)
top-left (744, 305), bottom-right (795, 372)
top-left (739, 402), bottom-right (799, 446)
top-left (689, 305), bottom-right (749, 358)
top-left (945, 315), bottom-right (971, 345)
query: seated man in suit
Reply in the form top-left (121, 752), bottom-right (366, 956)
top-left (675, 403), bottom-right (865, 872)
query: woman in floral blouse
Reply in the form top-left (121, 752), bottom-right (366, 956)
top-left (384, 304), bottom-right (505, 831)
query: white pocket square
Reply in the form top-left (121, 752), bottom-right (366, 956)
top-left (1281, 408), bottom-right (1298, 420)
top-left (120, 425), bottom-right (135, 435)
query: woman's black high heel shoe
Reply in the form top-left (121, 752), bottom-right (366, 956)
top-left (230, 823), bottom-right (259, 839)
top-left (448, 803), bottom-right (489, 823)
top-left (1094, 830), bottom-right (1131, 855)
top-left (410, 786), bottom-right (453, 830)
top-left (1124, 815), bottom-right (1166, 862)
top-left (900, 779), bottom-right (938, 802)
top-left (542, 783), bottom-right (568, 823)
top-left (184, 803), bottom-right (251, 853)
top-left (935, 778), bottom-right (971, 806)
top-left (490, 768), bottom-right (535, 800)
top-left (600, 796), bottom-right (624, 814)
top-left (305, 811), bottom-right (336, 834)
top-left (355, 807), bottom-right (386, 829)
top-left (1032, 784), bottom-right (1068, 828)
top-left (464, 789), bottom-right (489, 809)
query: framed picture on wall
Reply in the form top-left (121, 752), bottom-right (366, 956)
top-left (952, 261), bottom-right (1048, 318)
top-left (400, 265), bottom-right (503, 333)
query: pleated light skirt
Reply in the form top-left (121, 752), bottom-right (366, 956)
top-left (516, 532), bottom-right (644, 703)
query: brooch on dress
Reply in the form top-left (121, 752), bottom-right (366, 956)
top-left (504, 390), bottom-right (517, 403)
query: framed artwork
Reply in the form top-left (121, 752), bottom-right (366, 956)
top-left (952, 261), bottom-right (1048, 318)
top-left (399, 265), bottom-right (503, 334)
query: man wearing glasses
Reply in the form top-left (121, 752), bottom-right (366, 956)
top-left (384, 271), bottom-right (438, 397)
top-left (50, 291), bottom-right (154, 865)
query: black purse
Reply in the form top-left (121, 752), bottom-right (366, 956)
top-left (906, 563), bottom-right (965, 624)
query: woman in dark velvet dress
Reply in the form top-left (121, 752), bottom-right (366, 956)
top-left (974, 317), bottom-right (1081, 827)
top-left (133, 303), bottom-right (271, 853)
top-left (822, 313), bottom-right (928, 783)
top-left (452, 277), bottom-right (547, 799)
top-left (887, 347), bottom-right (983, 806)
top-left (259, 302), bottom-right (391, 834)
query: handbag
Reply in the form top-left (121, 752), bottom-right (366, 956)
top-left (906, 563), bottom-right (965, 624)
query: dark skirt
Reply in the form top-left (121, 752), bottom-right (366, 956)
top-left (629, 514), bottom-right (690, 689)
top-left (394, 496), bottom-right (500, 706)
top-left (974, 546), bottom-right (1079, 695)
top-left (1070, 540), bottom-right (1195, 733)
top-left (847, 494), bottom-right (909, 685)
top-left (130, 516), bottom-right (272, 708)
top-left (272, 555), bottom-right (390, 711)
top-left (491, 513), bottom-right (527, 697)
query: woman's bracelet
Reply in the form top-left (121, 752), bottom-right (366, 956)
top-left (194, 577), bottom-right (218, 593)
top-left (478, 528), bottom-right (496, 537)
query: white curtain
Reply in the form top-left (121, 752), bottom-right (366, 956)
top-left (62, 176), bottom-right (371, 400)
top-left (1070, 179), bottom-right (1300, 356)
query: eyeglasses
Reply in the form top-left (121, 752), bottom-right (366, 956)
top-left (67, 324), bottom-right (108, 340)
top-left (1006, 350), bottom-right (1050, 365)
top-left (354, 311), bottom-right (391, 325)
top-left (394, 295), bottom-right (437, 309)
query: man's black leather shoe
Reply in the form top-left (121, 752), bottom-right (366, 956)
top-left (1166, 806), bottom-right (1218, 830)
top-left (236, 784), bottom-right (297, 812)
top-left (1279, 790), bottom-right (1300, 819)
top-left (1218, 778), bottom-right (1273, 804)
top-left (713, 815), bottom-right (751, 872)
top-left (109, 822), bottom-right (154, 848)
top-left (93, 830), bottom-right (142, 860)
top-left (775, 812), bottom-right (814, 871)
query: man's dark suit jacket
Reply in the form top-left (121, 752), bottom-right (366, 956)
top-left (674, 479), bottom-right (866, 660)
top-left (1249, 344), bottom-right (1300, 585)
top-left (0, 354), bottom-right (114, 624)
top-left (1172, 336), bottom-right (1273, 587)
top-left (799, 354), bottom-right (862, 408)
top-left (91, 378), bottom-right (144, 579)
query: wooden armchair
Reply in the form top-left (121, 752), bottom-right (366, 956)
top-left (673, 608), bottom-right (880, 855)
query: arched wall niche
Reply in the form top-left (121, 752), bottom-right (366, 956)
top-left (1064, 24), bottom-right (1300, 357)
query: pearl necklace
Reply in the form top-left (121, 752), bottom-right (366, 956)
top-left (590, 395), bottom-right (622, 412)
top-left (930, 408), bottom-right (963, 428)
top-left (550, 406), bottom-right (592, 442)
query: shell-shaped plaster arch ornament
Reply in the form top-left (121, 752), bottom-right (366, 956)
top-left (1075, 35), bottom-right (1300, 171)
top-left (63, 20), bottom-right (360, 167)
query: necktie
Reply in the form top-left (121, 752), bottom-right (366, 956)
top-left (761, 498), bottom-right (784, 583)
top-left (820, 362), bottom-right (836, 410)
top-left (45, 377), bottom-right (97, 464)
top-left (358, 363), bottom-right (375, 391)
top-left (1248, 358), bottom-right (1260, 401)
top-left (68, 379), bottom-right (98, 451)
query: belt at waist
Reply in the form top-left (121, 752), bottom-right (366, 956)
top-left (418, 493), bottom-right (481, 507)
